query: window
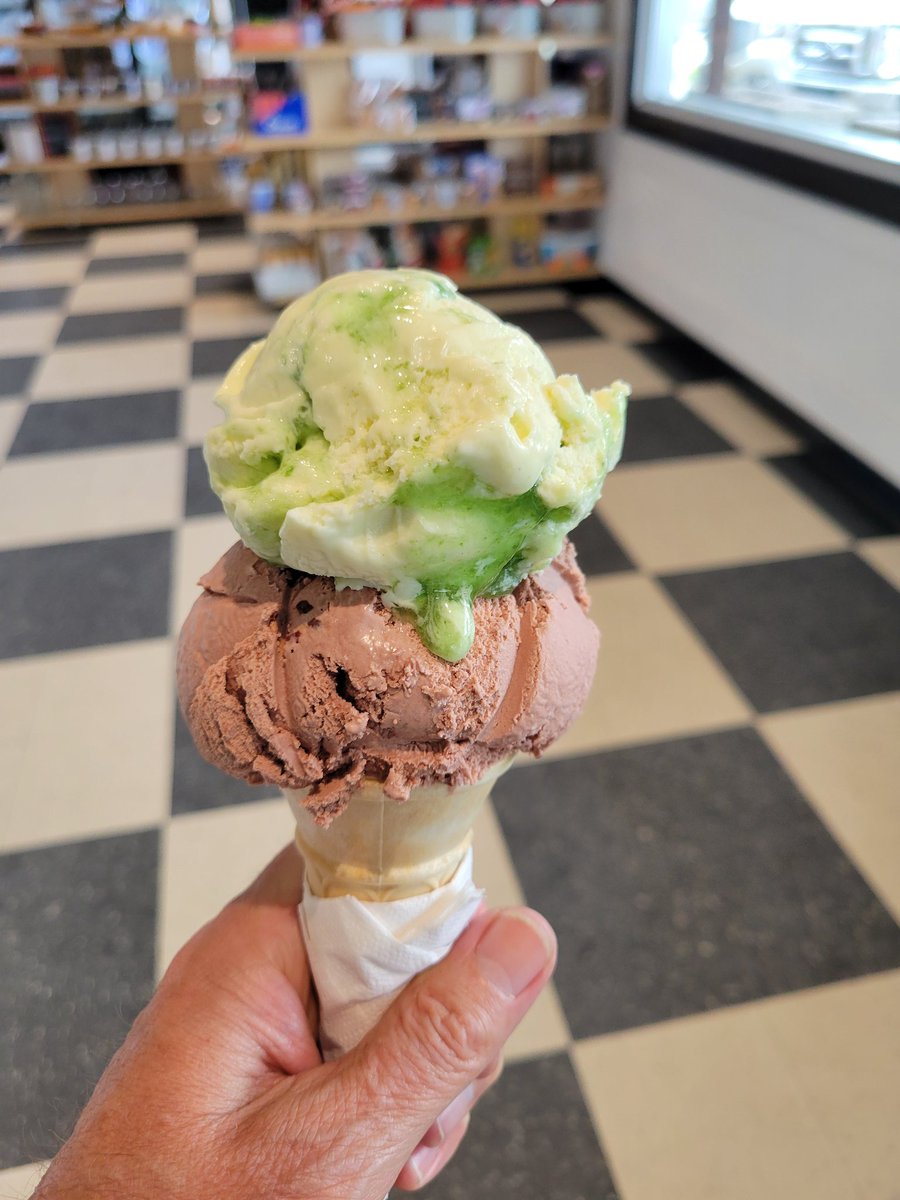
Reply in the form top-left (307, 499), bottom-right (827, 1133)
top-left (629, 0), bottom-right (900, 222)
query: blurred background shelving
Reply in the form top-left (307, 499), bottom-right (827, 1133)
top-left (1, 0), bottom-right (612, 296)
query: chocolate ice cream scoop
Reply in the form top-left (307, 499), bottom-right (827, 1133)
top-left (177, 539), bottom-right (598, 823)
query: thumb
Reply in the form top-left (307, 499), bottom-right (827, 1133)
top-left (332, 907), bottom-right (556, 1157)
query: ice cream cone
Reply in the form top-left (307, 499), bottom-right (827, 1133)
top-left (285, 757), bottom-right (513, 902)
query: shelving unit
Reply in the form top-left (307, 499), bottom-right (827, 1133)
top-left (241, 19), bottom-right (610, 297)
top-left (18, 196), bottom-right (241, 229)
top-left (0, 87), bottom-right (237, 115)
top-left (231, 33), bottom-right (613, 64)
top-left (248, 184), bottom-right (605, 235)
top-left (1, 21), bottom-right (237, 227)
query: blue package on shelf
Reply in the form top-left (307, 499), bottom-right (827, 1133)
top-left (251, 91), bottom-right (308, 136)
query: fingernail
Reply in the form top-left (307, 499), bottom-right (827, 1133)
top-left (474, 910), bottom-right (555, 998)
top-left (433, 1083), bottom-right (475, 1145)
top-left (409, 1114), bottom-right (471, 1186)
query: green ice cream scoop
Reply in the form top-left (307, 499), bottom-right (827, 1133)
top-left (205, 268), bottom-right (628, 661)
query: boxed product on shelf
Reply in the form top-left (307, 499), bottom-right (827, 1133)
top-left (410, 1), bottom-right (476, 45)
top-left (543, 0), bottom-right (605, 35)
top-left (321, 228), bottom-right (386, 274)
top-left (233, 22), bottom-right (299, 51)
top-left (479, 1), bottom-right (539, 38)
top-left (251, 91), bottom-right (308, 135)
top-left (335, 5), bottom-right (406, 47)
top-left (539, 214), bottom-right (598, 269)
top-left (255, 240), bottom-right (321, 305)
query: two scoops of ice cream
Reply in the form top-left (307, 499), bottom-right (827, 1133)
top-left (176, 267), bottom-right (628, 1055)
top-left (177, 268), bottom-right (628, 825)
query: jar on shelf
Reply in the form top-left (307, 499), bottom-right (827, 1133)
top-left (479, 0), bottom-right (539, 39)
top-left (543, 0), bottom-right (605, 35)
top-left (410, 1), bottom-right (476, 45)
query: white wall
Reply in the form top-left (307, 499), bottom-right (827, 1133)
top-left (603, 130), bottom-right (900, 486)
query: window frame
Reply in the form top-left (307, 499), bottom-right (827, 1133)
top-left (625, 0), bottom-right (900, 228)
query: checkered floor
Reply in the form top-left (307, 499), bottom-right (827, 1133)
top-left (2, 221), bottom-right (900, 1200)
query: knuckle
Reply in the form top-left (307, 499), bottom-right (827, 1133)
top-left (405, 982), bottom-right (494, 1079)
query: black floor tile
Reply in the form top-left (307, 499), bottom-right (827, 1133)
top-left (57, 306), bottom-right (183, 344)
top-left (620, 394), bottom-right (734, 463)
top-left (0, 356), bottom-right (37, 397)
top-left (0, 287), bottom-right (68, 313)
top-left (569, 512), bottom-right (633, 576)
top-left (185, 444), bottom-right (221, 516)
top-left (195, 216), bottom-right (246, 239)
top-left (194, 272), bottom-right (255, 296)
top-left (0, 531), bottom-right (172, 659)
top-left (563, 276), bottom-right (618, 298)
top-left (0, 830), bottom-right (158, 1169)
top-left (766, 451), bottom-right (900, 537)
top-left (494, 732), bottom-right (900, 1041)
top-left (415, 1054), bottom-right (618, 1200)
top-left (86, 253), bottom-right (187, 276)
top-left (636, 335), bottom-right (729, 382)
top-left (663, 552), bottom-right (900, 712)
top-left (171, 706), bottom-right (280, 815)
top-left (1, 231), bottom-right (89, 254)
top-left (192, 336), bottom-right (253, 377)
top-left (501, 307), bottom-right (600, 342)
top-left (9, 391), bottom-right (179, 456)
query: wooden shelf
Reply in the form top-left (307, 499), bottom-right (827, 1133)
top-left (249, 187), bottom-right (604, 234)
top-left (262, 261), bottom-right (600, 307)
top-left (0, 23), bottom-right (214, 50)
top-left (232, 33), bottom-right (612, 64)
top-left (454, 263), bottom-right (601, 290)
top-left (239, 115), bottom-right (608, 153)
top-left (4, 148), bottom-right (225, 173)
top-left (0, 88), bottom-right (237, 116)
top-left (16, 197), bottom-right (241, 229)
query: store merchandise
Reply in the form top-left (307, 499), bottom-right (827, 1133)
top-left (250, 90), bottom-right (308, 135)
top-left (479, 1), bottom-right (540, 38)
top-left (254, 239), bottom-right (321, 304)
top-left (544, 0), bottom-right (606, 35)
top-left (410, 1), bottom-right (476, 44)
top-left (336, 6), bottom-right (406, 47)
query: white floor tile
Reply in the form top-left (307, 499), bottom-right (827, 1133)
top-left (0, 1161), bottom-right (49, 1198)
top-left (474, 799), bottom-right (571, 1062)
top-left (600, 455), bottom-right (849, 573)
top-left (193, 238), bottom-right (257, 274)
top-left (0, 640), bottom-right (172, 854)
top-left (92, 222), bottom-right (196, 256)
top-left (0, 442), bottom-right (183, 550)
top-left (0, 251), bottom-right (86, 289)
top-left (158, 798), bottom-right (295, 975)
top-left (0, 398), bottom-right (24, 461)
top-left (30, 335), bottom-right (188, 400)
top-left (68, 270), bottom-right (190, 314)
top-left (574, 970), bottom-right (900, 1200)
top-left (171, 513), bottom-right (239, 633)
top-left (679, 381), bottom-right (803, 456)
top-left (188, 293), bottom-right (271, 340)
top-left (181, 379), bottom-right (222, 445)
top-left (547, 574), bottom-right (751, 758)
top-left (576, 297), bottom-right (661, 343)
top-left (0, 310), bottom-right (62, 355)
top-left (542, 338), bottom-right (671, 398)
top-left (761, 692), bottom-right (900, 923)
top-left (857, 535), bottom-right (900, 591)
top-left (475, 288), bottom-right (571, 315)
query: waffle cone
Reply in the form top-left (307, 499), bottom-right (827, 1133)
top-left (284, 758), bottom-right (512, 901)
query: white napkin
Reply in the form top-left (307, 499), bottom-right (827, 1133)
top-left (300, 849), bottom-right (482, 1059)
